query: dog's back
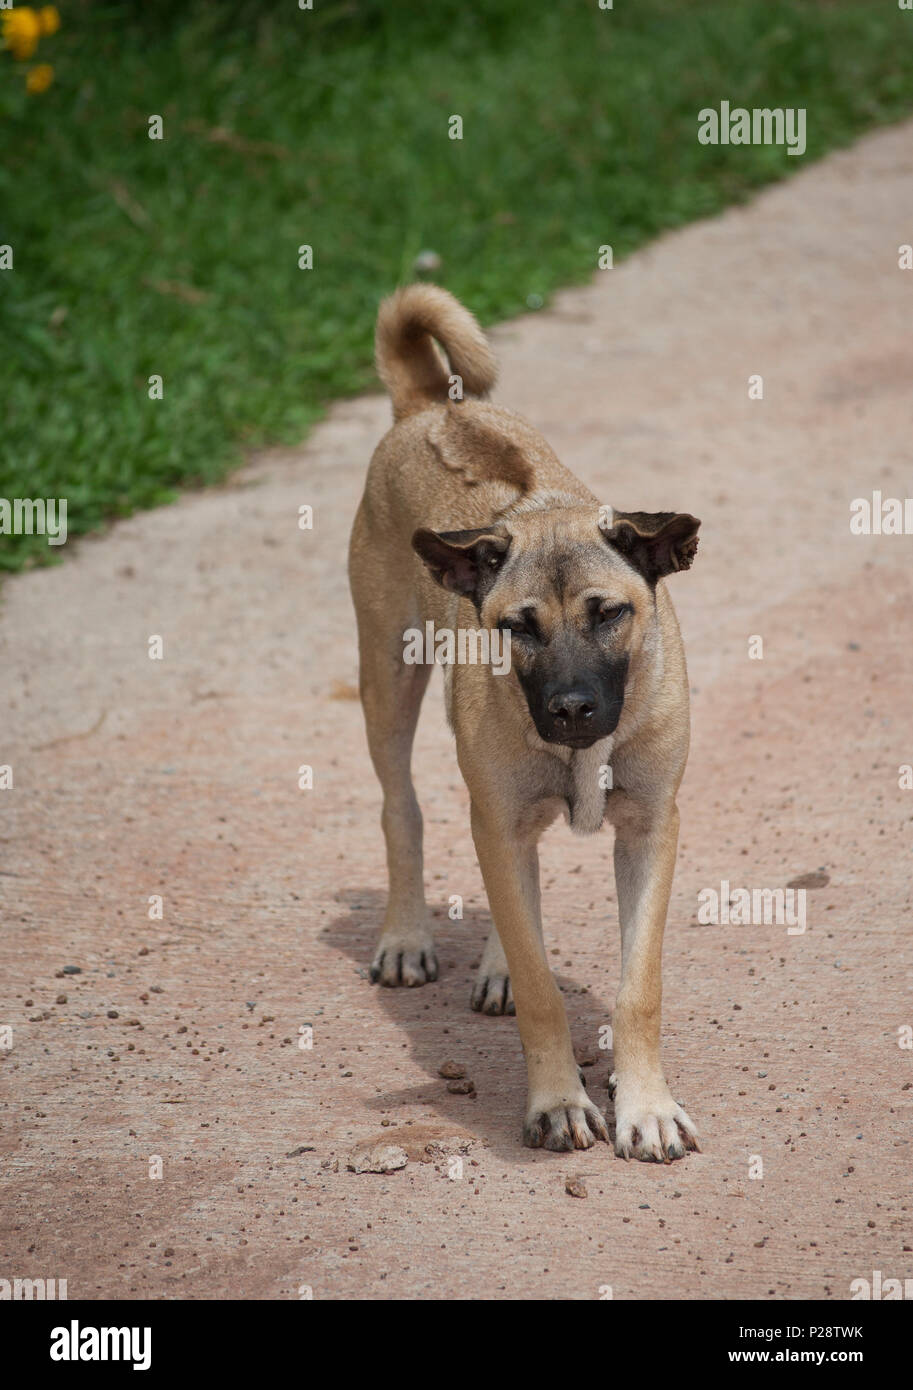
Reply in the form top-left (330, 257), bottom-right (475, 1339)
top-left (359, 286), bottom-right (592, 552)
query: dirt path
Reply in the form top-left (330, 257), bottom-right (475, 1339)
top-left (2, 124), bottom-right (912, 1301)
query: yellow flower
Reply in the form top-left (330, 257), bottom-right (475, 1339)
top-left (26, 61), bottom-right (54, 93)
top-left (38, 5), bottom-right (60, 36)
top-left (1, 7), bottom-right (42, 60)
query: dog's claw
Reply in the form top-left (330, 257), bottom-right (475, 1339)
top-left (523, 1101), bottom-right (610, 1151)
top-left (470, 972), bottom-right (514, 1015)
top-left (612, 1086), bottom-right (700, 1162)
top-left (370, 941), bottom-right (438, 988)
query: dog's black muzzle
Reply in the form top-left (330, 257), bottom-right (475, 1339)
top-left (533, 684), bottom-right (623, 748)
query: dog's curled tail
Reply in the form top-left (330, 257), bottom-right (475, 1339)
top-left (375, 284), bottom-right (497, 421)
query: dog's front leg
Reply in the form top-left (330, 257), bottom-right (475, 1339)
top-left (611, 799), bottom-right (700, 1161)
top-left (471, 802), bottom-right (609, 1151)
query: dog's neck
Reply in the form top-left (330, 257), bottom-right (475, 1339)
top-left (522, 723), bottom-right (614, 836)
top-left (568, 736), bottom-right (615, 835)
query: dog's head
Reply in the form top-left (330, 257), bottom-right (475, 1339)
top-left (413, 504), bottom-right (700, 749)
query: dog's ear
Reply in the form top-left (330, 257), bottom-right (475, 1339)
top-left (601, 510), bottom-right (700, 584)
top-left (412, 525), bottom-right (511, 599)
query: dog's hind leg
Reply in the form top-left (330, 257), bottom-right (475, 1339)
top-left (351, 562), bottom-right (437, 986)
top-left (473, 912), bottom-right (546, 1016)
top-left (471, 930), bottom-right (516, 1015)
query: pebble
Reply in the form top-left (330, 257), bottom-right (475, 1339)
top-left (787, 870), bottom-right (830, 889)
top-left (347, 1142), bottom-right (408, 1174)
top-left (413, 249), bottom-right (442, 274)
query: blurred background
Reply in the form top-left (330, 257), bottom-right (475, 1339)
top-left (2, 0), bottom-right (911, 569)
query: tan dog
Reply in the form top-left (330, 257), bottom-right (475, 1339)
top-left (349, 284), bottom-right (701, 1160)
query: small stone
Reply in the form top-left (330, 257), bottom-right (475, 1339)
top-left (438, 1061), bottom-right (465, 1079)
top-left (413, 249), bottom-right (442, 274)
top-left (787, 870), bottom-right (830, 890)
top-left (347, 1142), bottom-right (408, 1174)
top-left (565, 1177), bottom-right (588, 1199)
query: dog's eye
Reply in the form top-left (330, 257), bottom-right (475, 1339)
top-left (500, 615), bottom-right (537, 641)
top-left (598, 603), bottom-right (627, 626)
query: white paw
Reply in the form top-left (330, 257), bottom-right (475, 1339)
top-left (524, 1090), bottom-right (610, 1151)
top-left (472, 932), bottom-right (515, 1014)
top-left (471, 968), bottom-right (514, 1014)
top-left (370, 929), bottom-right (438, 987)
top-left (613, 1079), bottom-right (700, 1162)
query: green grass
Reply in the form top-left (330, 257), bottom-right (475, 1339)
top-left (2, 0), bottom-right (912, 569)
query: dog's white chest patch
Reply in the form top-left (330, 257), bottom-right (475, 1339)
top-left (569, 736), bottom-right (614, 836)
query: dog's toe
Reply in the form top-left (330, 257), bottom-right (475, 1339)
top-left (370, 941), bottom-right (438, 988)
top-left (612, 1083), bottom-right (700, 1162)
top-left (524, 1099), bottom-right (610, 1151)
top-left (470, 972), bottom-right (514, 1015)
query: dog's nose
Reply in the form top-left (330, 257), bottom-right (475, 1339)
top-left (547, 688), bottom-right (597, 725)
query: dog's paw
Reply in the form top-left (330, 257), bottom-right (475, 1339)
top-left (612, 1080), bottom-right (700, 1162)
top-left (470, 969), bottom-right (514, 1015)
top-left (370, 935), bottom-right (438, 987)
top-left (523, 1094), bottom-right (610, 1151)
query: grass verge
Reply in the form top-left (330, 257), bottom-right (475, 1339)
top-left (2, 0), bottom-right (912, 568)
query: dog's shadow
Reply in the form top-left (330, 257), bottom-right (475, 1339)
top-left (322, 888), bottom-right (616, 1163)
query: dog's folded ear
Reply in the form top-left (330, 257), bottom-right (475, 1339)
top-left (601, 510), bottom-right (700, 584)
top-left (412, 525), bottom-right (511, 599)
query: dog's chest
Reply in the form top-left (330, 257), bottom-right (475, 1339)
top-left (566, 737), bottom-right (615, 836)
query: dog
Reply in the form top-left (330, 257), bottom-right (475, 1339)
top-left (348, 284), bottom-right (701, 1160)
